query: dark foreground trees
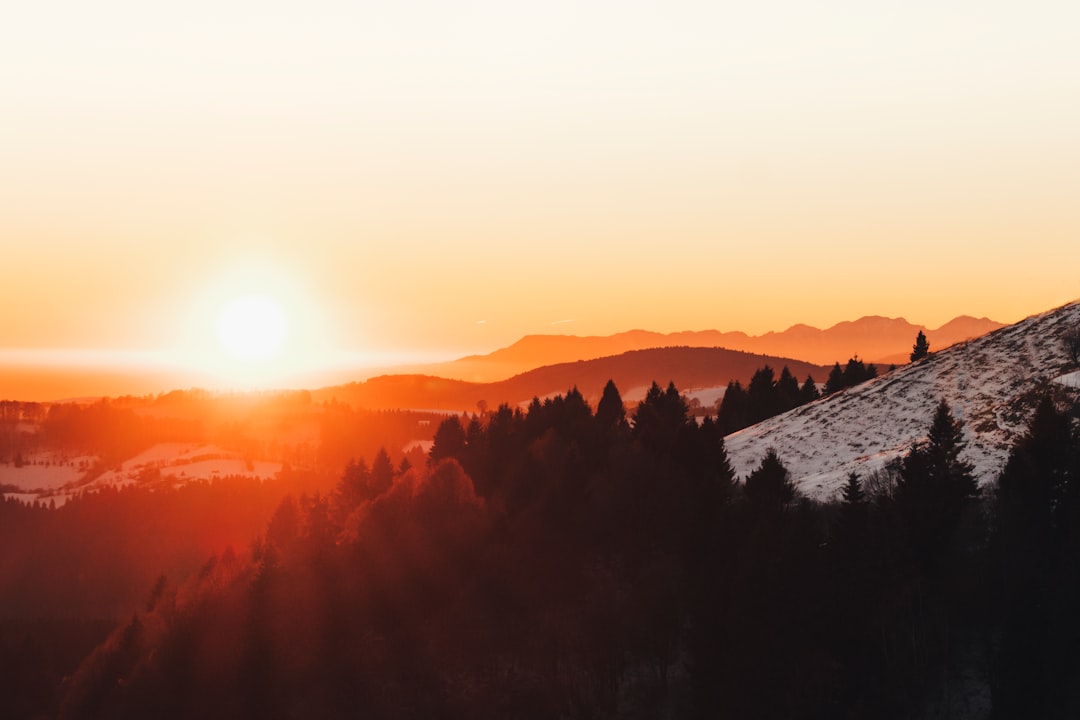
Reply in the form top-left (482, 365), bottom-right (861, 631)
top-left (992, 395), bottom-right (1080, 717)
top-left (6, 382), bottom-right (1077, 719)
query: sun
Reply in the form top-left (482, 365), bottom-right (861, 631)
top-left (185, 261), bottom-right (340, 389)
top-left (215, 294), bottom-right (288, 363)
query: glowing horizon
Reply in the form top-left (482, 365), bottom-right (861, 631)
top-left (3, 1), bottom-right (1079, 398)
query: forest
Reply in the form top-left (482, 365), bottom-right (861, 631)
top-left (1, 377), bottom-right (1079, 719)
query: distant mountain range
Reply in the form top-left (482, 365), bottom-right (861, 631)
top-left (314, 347), bottom-right (832, 412)
top-left (422, 315), bottom-right (1004, 382)
top-left (724, 301), bottom-right (1080, 500)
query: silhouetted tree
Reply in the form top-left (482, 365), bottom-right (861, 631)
top-left (842, 356), bottom-right (877, 388)
top-left (993, 395), bottom-right (1080, 717)
top-left (370, 447), bottom-right (395, 496)
top-left (717, 380), bottom-right (750, 435)
top-left (824, 363), bottom-right (845, 395)
top-left (633, 381), bottom-right (690, 454)
top-left (911, 330), bottom-right (930, 362)
top-left (428, 416), bottom-right (466, 466)
top-left (334, 457), bottom-right (371, 516)
top-left (825, 358), bottom-right (877, 394)
top-left (895, 399), bottom-right (978, 562)
top-left (799, 375), bottom-right (820, 404)
top-left (776, 366), bottom-right (801, 413)
top-left (266, 495), bottom-right (299, 553)
top-left (744, 449), bottom-right (796, 512)
top-left (841, 470), bottom-right (866, 507)
top-left (747, 366), bottom-right (779, 423)
top-left (595, 379), bottom-right (627, 434)
top-left (836, 472), bottom-right (868, 554)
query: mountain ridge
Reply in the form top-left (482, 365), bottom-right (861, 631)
top-left (315, 346), bottom-right (832, 412)
top-left (723, 301), bottom-right (1080, 501)
top-left (428, 315), bottom-right (1004, 382)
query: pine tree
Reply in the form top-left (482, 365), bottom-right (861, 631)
top-left (747, 366), bottom-right (779, 423)
top-left (429, 416), bottom-right (467, 466)
top-left (924, 398), bottom-right (978, 507)
top-left (776, 366), bottom-right (801, 413)
top-left (371, 447), bottom-right (395, 496)
top-left (993, 396), bottom-right (1075, 716)
top-left (997, 395), bottom-right (1072, 544)
top-left (836, 471), bottom-right (869, 563)
top-left (840, 471), bottom-right (866, 507)
top-left (717, 380), bottom-right (750, 434)
top-left (596, 379), bottom-right (627, 432)
top-left (633, 381), bottom-right (689, 454)
top-left (334, 457), bottom-right (372, 516)
top-left (799, 375), bottom-right (820, 404)
top-left (910, 330), bottom-right (930, 362)
top-left (824, 363), bottom-right (845, 395)
top-left (895, 399), bottom-right (977, 560)
top-left (841, 357), bottom-right (870, 388)
top-left (744, 448), bottom-right (796, 512)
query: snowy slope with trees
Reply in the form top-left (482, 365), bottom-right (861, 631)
top-left (725, 300), bottom-right (1080, 500)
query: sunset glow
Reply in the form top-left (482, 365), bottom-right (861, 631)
top-left (5, 4), bottom-right (1080, 714)
top-left (1, 1), bottom-right (1078, 398)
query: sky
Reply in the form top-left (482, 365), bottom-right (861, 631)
top-left (2, 1), bottom-right (1079, 392)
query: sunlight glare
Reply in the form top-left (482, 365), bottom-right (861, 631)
top-left (215, 295), bottom-right (288, 363)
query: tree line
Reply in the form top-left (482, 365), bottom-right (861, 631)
top-left (28, 378), bottom-right (1079, 719)
top-left (717, 356), bottom-right (879, 435)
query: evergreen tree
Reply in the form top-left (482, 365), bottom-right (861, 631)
top-left (334, 457), bottom-right (372, 516)
top-left (924, 398), bottom-right (978, 506)
top-left (744, 449), bottom-right (796, 512)
top-left (776, 366), bottom-right (801, 413)
top-left (633, 381), bottom-right (689, 454)
top-left (836, 471), bottom-right (868, 546)
top-left (895, 399), bottom-right (978, 560)
top-left (799, 375), bottom-right (820, 404)
top-left (840, 470), bottom-right (866, 507)
top-left (371, 447), bottom-right (395, 496)
top-left (842, 357), bottom-right (873, 388)
top-left (267, 495), bottom-right (300, 553)
top-left (747, 366), bottom-right (779, 423)
top-left (429, 416), bottom-right (467, 466)
top-left (910, 330), bottom-right (930, 362)
top-left (824, 363), bottom-right (845, 395)
top-left (595, 379), bottom-right (627, 433)
top-left (993, 396), bottom-right (1077, 717)
top-left (556, 386), bottom-right (593, 441)
top-left (717, 380), bottom-right (750, 435)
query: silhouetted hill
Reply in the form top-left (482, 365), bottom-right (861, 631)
top-left (314, 347), bottom-right (832, 412)
top-left (426, 315), bottom-right (1004, 381)
top-left (725, 301), bottom-right (1080, 499)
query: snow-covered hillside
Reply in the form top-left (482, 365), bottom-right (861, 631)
top-left (724, 301), bottom-right (1080, 501)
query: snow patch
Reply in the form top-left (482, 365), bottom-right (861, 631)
top-left (725, 301), bottom-right (1080, 500)
top-left (1054, 370), bottom-right (1080, 388)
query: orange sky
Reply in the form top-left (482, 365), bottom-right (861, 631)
top-left (2, 2), bottom-right (1079, 394)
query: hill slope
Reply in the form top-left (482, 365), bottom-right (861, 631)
top-left (431, 315), bottom-right (1003, 381)
top-left (724, 301), bottom-right (1080, 500)
top-left (316, 347), bottom-right (831, 411)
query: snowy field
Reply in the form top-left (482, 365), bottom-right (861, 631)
top-left (725, 301), bottom-right (1080, 502)
top-left (0, 453), bottom-right (96, 491)
top-left (1, 443), bottom-right (284, 505)
top-left (91, 443), bottom-right (282, 487)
